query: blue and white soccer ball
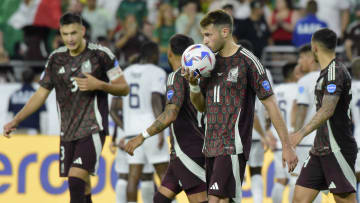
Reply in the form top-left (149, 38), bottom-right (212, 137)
top-left (181, 44), bottom-right (216, 77)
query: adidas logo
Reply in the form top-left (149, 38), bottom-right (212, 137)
top-left (58, 66), bottom-right (65, 74)
top-left (210, 182), bottom-right (219, 190)
top-left (328, 181), bottom-right (336, 189)
top-left (73, 157), bottom-right (82, 165)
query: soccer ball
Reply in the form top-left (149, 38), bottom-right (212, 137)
top-left (181, 44), bottom-right (216, 77)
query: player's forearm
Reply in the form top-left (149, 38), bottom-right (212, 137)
top-left (262, 95), bottom-right (291, 147)
top-left (341, 10), bottom-right (350, 37)
top-left (190, 91), bottom-right (206, 112)
top-left (253, 114), bottom-right (265, 138)
top-left (294, 104), bottom-right (308, 131)
top-left (146, 104), bottom-right (179, 136)
top-left (98, 81), bottom-right (129, 96)
top-left (110, 111), bottom-right (124, 130)
top-left (14, 87), bottom-right (50, 124)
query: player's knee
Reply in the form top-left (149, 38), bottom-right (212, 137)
top-left (153, 191), bottom-right (172, 203)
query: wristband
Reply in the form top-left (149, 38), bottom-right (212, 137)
top-left (189, 84), bottom-right (201, 93)
top-left (142, 130), bottom-right (151, 139)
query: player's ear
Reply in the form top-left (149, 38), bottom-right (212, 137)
top-left (221, 27), bottom-right (230, 38)
top-left (81, 25), bottom-right (86, 37)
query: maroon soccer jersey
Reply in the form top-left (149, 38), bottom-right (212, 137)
top-left (166, 68), bottom-right (205, 159)
top-left (39, 42), bottom-right (117, 141)
top-left (200, 47), bottom-right (273, 159)
top-left (311, 59), bottom-right (357, 155)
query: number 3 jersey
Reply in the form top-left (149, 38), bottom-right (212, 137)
top-left (122, 63), bottom-right (166, 136)
top-left (39, 42), bottom-right (121, 141)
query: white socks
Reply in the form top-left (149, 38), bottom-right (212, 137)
top-left (251, 175), bottom-right (263, 203)
top-left (140, 180), bottom-right (155, 203)
top-left (271, 182), bottom-right (285, 203)
top-left (115, 179), bottom-right (127, 203)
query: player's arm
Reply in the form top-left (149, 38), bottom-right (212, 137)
top-left (182, 67), bottom-right (206, 112)
top-left (3, 87), bottom-right (51, 137)
top-left (294, 104), bottom-right (308, 131)
top-left (110, 97), bottom-right (124, 130)
top-left (291, 95), bottom-right (340, 146)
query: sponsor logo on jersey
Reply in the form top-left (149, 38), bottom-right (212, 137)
top-left (58, 66), bottom-right (65, 74)
top-left (210, 182), bottom-right (219, 190)
top-left (167, 90), bottom-right (174, 100)
top-left (327, 84), bottom-right (336, 93)
top-left (299, 86), bottom-right (305, 94)
top-left (262, 80), bottom-right (270, 91)
top-left (73, 157), bottom-right (82, 165)
top-left (328, 181), bottom-right (336, 189)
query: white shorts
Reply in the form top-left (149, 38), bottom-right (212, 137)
top-left (356, 150), bottom-right (360, 173)
top-left (273, 150), bottom-right (290, 179)
top-left (248, 141), bottom-right (264, 167)
top-left (127, 134), bottom-right (169, 165)
top-left (292, 145), bottom-right (311, 176)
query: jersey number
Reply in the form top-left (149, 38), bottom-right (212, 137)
top-left (70, 77), bottom-right (78, 92)
top-left (278, 100), bottom-right (287, 123)
top-left (129, 83), bottom-right (140, 108)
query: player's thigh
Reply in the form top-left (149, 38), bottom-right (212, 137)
top-left (143, 134), bottom-right (170, 165)
top-left (206, 154), bottom-right (246, 202)
top-left (208, 195), bottom-right (229, 203)
top-left (333, 192), bottom-right (357, 203)
top-left (59, 140), bottom-right (75, 177)
top-left (296, 154), bottom-right (328, 191)
top-left (247, 141), bottom-right (264, 168)
top-left (187, 190), bottom-right (207, 203)
top-left (292, 185), bottom-right (320, 203)
top-left (159, 162), bottom-right (182, 198)
top-left (115, 148), bottom-right (129, 174)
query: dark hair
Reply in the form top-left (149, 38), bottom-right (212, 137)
top-left (282, 62), bottom-right (297, 80)
top-left (284, 0), bottom-right (293, 10)
top-left (222, 4), bottom-right (234, 10)
top-left (140, 41), bottom-right (159, 62)
top-left (298, 44), bottom-right (311, 54)
top-left (22, 68), bottom-right (35, 84)
top-left (352, 57), bottom-right (360, 79)
top-left (312, 28), bottom-right (337, 51)
top-left (60, 12), bottom-right (83, 26)
top-left (238, 39), bottom-right (254, 52)
top-left (200, 10), bottom-right (233, 32)
top-left (306, 0), bottom-right (317, 14)
top-left (169, 34), bottom-right (194, 56)
top-left (250, 0), bottom-right (264, 9)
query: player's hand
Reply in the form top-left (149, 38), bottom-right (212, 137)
top-left (282, 145), bottom-right (298, 173)
top-left (158, 133), bottom-right (164, 149)
top-left (118, 138), bottom-right (126, 151)
top-left (260, 135), bottom-right (270, 151)
top-left (290, 131), bottom-right (303, 148)
top-left (3, 120), bottom-right (18, 138)
top-left (181, 66), bottom-right (200, 86)
top-left (124, 134), bottom-right (144, 156)
top-left (74, 73), bottom-right (102, 91)
top-left (109, 141), bottom-right (117, 154)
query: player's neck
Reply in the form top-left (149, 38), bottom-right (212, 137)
top-left (172, 60), bottom-right (181, 72)
top-left (69, 39), bottom-right (86, 56)
top-left (317, 52), bottom-right (335, 70)
top-left (219, 40), bottom-right (240, 57)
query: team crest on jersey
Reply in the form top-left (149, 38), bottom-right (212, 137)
top-left (262, 80), bottom-right (270, 91)
top-left (167, 90), bottom-right (174, 100)
top-left (299, 86), bottom-right (304, 94)
top-left (226, 67), bottom-right (238, 82)
top-left (327, 84), bottom-right (336, 93)
top-left (81, 60), bottom-right (92, 73)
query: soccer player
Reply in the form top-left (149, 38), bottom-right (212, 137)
top-left (121, 41), bottom-right (169, 203)
top-left (3, 13), bottom-right (130, 203)
top-left (350, 57), bottom-right (360, 202)
top-left (183, 10), bottom-right (298, 203)
top-left (270, 63), bottom-right (298, 203)
top-left (125, 34), bottom-right (208, 203)
top-left (291, 28), bottom-right (358, 203)
top-left (109, 97), bottom-right (154, 203)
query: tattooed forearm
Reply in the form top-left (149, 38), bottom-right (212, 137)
top-left (299, 95), bottom-right (340, 137)
top-left (147, 104), bottom-right (179, 136)
top-left (294, 104), bottom-right (308, 131)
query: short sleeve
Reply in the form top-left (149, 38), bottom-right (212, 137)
top-left (151, 68), bottom-right (166, 94)
top-left (323, 65), bottom-right (346, 96)
top-left (244, 50), bottom-right (274, 100)
top-left (338, 0), bottom-right (350, 10)
top-left (39, 56), bottom-right (55, 90)
top-left (98, 47), bottom-right (124, 82)
top-left (296, 78), bottom-right (310, 105)
top-left (166, 71), bottom-right (185, 107)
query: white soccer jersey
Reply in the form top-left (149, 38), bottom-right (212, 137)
top-left (296, 71), bottom-right (320, 145)
top-left (271, 83), bottom-right (297, 149)
top-left (252, 69), bottom-right (273, 140)
top-left (122, 63), bottom-right (166, 136)
top-left (351, 80), bottom-right (360, 145)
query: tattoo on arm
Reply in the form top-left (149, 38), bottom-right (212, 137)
top-left (300, 95), bottom-right (340, 137)
top-left (147, 104), bottom-right (180, 136)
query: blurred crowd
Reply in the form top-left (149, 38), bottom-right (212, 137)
top-left (0, 0), bottom-right (360, 83)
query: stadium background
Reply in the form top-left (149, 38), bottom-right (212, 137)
top-left (0, 0), bottom-right (358, 202)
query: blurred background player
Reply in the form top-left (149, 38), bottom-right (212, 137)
top-left (269, 62), bottom-right (298, 203)
top-left (121, 41), bottom-right (169, 203)
top-left (7, 68), bottom-right (47, 134)
top-left (292, 28), bottom-right (357, 203)
top-left (3, 12), bottom-right (130, 203)
top-left (125, 34), bottom-right (207, 203)
top-left (109, 97), bottom-right (155, 203)
top-left (350, 57), bottom-right (360, 202)
top-left (291, 44), bottom-right (322, 202)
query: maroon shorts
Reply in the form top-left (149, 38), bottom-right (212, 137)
top-left (296, 152), bottom-right (357, 194)
top-left (59, 132), bottom-right (105, 177)
top-left (206, 154), bottom-right (246, 201)
top-left (161, 157), bottom-right (206, 195)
